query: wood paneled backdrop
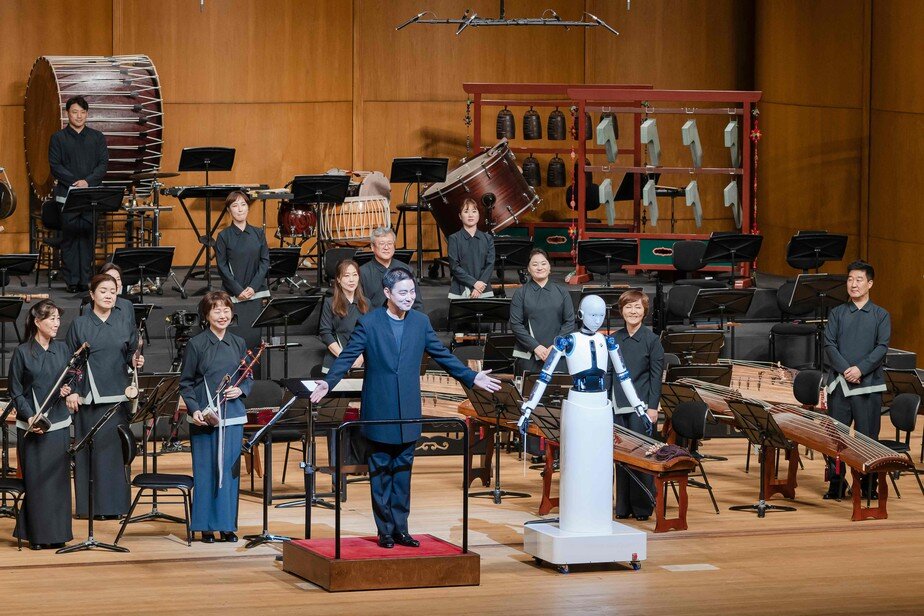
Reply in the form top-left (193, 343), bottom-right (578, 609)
top-left (0, 1), bottom-right (919, 356)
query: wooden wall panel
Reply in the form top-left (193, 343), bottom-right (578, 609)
top-left (870, 0), bottom-right (924, 114)
top-left (114, 0), bottom-right (352, 103)
top-left (867, 237), bottom-right (924, 359)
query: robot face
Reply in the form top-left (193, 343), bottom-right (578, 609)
top-left (578, 295), bottom-right (607, 333)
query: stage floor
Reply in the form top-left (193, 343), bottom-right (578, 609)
top-left (2, 433), bottom-right (924, 614)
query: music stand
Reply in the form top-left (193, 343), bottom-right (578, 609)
top-left (289, 175), bottom-right (350, 286)
top-left (58, 401), bottom-right (130, 554)
top-left (701, 233), bottom-right (763, 286)
top-left (178, 147), bottom-right (236, 292)
top-left (121, 374), bottom-right (183, 527)
top-left (666, 363), bottom-right (733, 387)
top-left (0, 298), bottom-right (23, 373)
top-left (61, 187), bottom-right (124, 275)
top-left (483, 333), bottom-right (516, 374)
top-left (689, 289), bottom-right (755, 360)
top-left (790, 274), bottom-right (849, 371)
top-left (660, 331), bottom-right (725, 365)
top-left (448, 298), bottom-right (511, 347)
top-left (493, 237), bottom-right (533, 297)
top-left (268, 247), bottom-right (310, 293)
top-left (786, 232), bottom-right (847, 272)
top-left (727, 399), bottom-right (797, 517)
top-left (885, 369), bottom-right (924, 399)
top-left (112, 246), bottom-right (174, 306)
top-left (0, 254), bottom-right (37, 291)
top-left (389, 157), bottom-right (449, 283)
top-left (353, 249), bottom-right (414, 268)
top-left (463, 380), bottom-right (531, 503)
top-left (252, 296), bottom-right (323, 379)
top-left (576, 239), bottom-right (638, 287)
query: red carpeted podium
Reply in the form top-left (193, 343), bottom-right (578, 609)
top-left (283, 535), bottom-right (480, 592)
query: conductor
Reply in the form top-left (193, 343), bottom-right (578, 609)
top-left (311, 268), bottom-right (500, 548)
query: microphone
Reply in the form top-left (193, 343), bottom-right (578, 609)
top-left (396, 11), bottom-right (427, 31)
top-left (584, 12), bottom-right (619, 36)
top-left (456, 11), bottom-right (478, 35)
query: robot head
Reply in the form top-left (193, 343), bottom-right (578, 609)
top-left (578, 295), bottom-right (607, 333)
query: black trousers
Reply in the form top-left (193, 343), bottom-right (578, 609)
top-left (613, 412), bottom-right (655, 517)
top-left (826, 388), bottom-right (882, 494)
top-left (60, 210), bottom-right (95, 286)
top-left (367, 439), bottom-right (415, 538)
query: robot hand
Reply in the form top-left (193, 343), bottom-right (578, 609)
top-left (518, 403), bottom-right (534, 435)
top-left (634, 403), bottom-right (653, 436)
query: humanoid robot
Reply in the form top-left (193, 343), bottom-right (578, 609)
top-left (518, 295), bottom-right (648, 567)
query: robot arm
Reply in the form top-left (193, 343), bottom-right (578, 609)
top-left (518, 335), bottom-right (570, 433)
top-left (607, 336), bottom-right (647, 416)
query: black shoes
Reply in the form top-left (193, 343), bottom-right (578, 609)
top-left (66, 285), bottom-right (80, 294)
top-left (377, 535), bottom-right (395, 549)
top-left (394, 533), bottom-right (420, 548)
top-left (634, 515), bottom-right (650, 522)
top-left (29, 543), bottom-right (46, 551)
top-left (200, 532), bottom-right (215, 544)
top-left (220, 532), bottom-right (238, 543)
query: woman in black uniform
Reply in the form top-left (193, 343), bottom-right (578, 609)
top-left (318, 259), bottom-right (369, 374)
top-left (446, 198), bottom-right (495, 299)
top-left (509, 249), bottom-right (575, 375)
top-left (215, 191), bottom-right (269, 356)
top-left (65, 273), bottom-right (143, 519)
top-left (8, 300), bottom-right (73, 549)
top-left (180, 291), bottom-right (252, 544)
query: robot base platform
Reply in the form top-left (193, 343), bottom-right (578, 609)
top-left (523, 520), bottom-right (646, 573)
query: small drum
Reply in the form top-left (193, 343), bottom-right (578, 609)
top-left (276, 202), bottom-right (317, 238)
top-left (24, 55), bottom-right (165, 199)
top-left (423, 139), bottom-right (539, 237)
top-left (319, 197), bottom-right (391, 246)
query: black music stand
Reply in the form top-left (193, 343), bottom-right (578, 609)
top-left (122, 373), bottom-right (183, 526)
top-left (727, 399), bottom-right (797, 518)
top-left (252, 296), bottom-right (322, 380)
top-left (353, 249), bottom-right (414, 268)
top-left (701, 233), bottom-right (763, 286)
top-left (448, 298), bottom-right (511, 347)
top-left (0, 298), bottom-right (23, 373)
top-left (59, 402), bottom-right (130, 554)
top-left (689, 289), bottom-right (755, 360)
top-left (576, 239), bottom-right (638, 287)
top-left (0, 254), bottom-right (37, 291)
top-left (463, 380), bottom-right (531, 504)
top-left (389, 157), bottom-right (449, 283)
top-left (666, 363), bottom-right (733, 387)
top-left (786, 232), bottom-right (848, 272)
top-left (493, 237), bottom-right (533, 297)
top-left (483, 333), bottom-right (516, 374)
top-left (268, 247), bottom-right (310, 293)
top-left (659, 382), bottom-right (709, 424)
top-left (112, 246), bottom-right (175, 306)
top-left (62, 187), bottom-right (125, 271)
top-left (789, 274), bottom-right (849, 371)
top-left (290, 175), bottom-right (351, 287)
top-left (178, 147), bottom-right (236, 293)
top-left (660, 331), bottom-right (725, 365)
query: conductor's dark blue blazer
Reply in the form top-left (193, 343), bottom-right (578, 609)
top-left (323, 307), bottom-right (476, 444)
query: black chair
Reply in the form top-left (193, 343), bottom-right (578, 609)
top-left (768, 281), bottom-right (817, 369)
top-left (0, 477), bottom-right (25, 550)
top-left (114, 425), bottom-right (193, 546)
top-left (877, 394), bottom-right (924, 498)
top-left (672, 241), bottom-right (726, 288)
top-left (671, 400), bottom-right (720, 514)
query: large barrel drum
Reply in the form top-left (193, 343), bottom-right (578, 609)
top-left (24, 55), bottom-right (164, 199)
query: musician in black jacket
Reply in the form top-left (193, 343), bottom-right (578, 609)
top-left (8, 300), bottom-right (74, 549)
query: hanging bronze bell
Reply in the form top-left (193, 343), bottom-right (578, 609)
top-left (522, 154), bottom-right (541, 187)
top-left (547, 107), bottom-right (566, 140)
top-left (523, 107), bottom-right (542, 140)
top-left (496, 106), bottom-right (515, 139)
top-left (547, 154), bottom-right (566, 187)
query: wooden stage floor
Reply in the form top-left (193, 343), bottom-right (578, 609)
top-left (2, 436), bottom-right (924, 615)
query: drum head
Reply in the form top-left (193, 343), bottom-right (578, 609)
top-left (422, 140), bottom-right (508, 199)
top-left (358, 171), bottom-right (391, 200)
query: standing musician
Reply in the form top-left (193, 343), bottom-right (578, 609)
top-left (8, 300), bottom-right (74, 549)
top-left (48, 96), bottom-right (109, 293)
top-left (215, 191), bottom-right (270, 356)
top-left (65, 274), bottom-right (143, 520)
top-left (509, 248), bottom-right (576, 375)
top-left (611, 290), bottom-right (664, 522)
top-left (447, 198), bottom-right (495, 299)
top-left (823, 260), bottom-right (890, 499)
top-left (79, 263), bottom-right (134, 330)
top-left (359, 227), bottom-right (422, 310)
top-left (180, 291), bottom-right (253, 544)
top-left (318, 259), bottom-right (369, 374)
top-left (310, 268), bottom-right (500, 549)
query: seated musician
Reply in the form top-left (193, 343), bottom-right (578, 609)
top-left (215, 191), bottom-right (270, 356)
top-left (509, 248), bottom-right (575, 375)
top-left (180, 291), bottom-right (253, 544)
top-left (318, 259), bottom-right (370, 374)
top-left (611, 290), bottom-right (664, 522)
top-left (823, 260), bottom-right (890, 500)
top-left (359, 226), bottom-right (422, 310)
top-left (8, 300), bottom-right (73, 550)
top-left (447, 198), bottom-right (495, 299)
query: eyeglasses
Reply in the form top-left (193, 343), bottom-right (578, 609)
top-left (375, 242), bottom-right (396, 249)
